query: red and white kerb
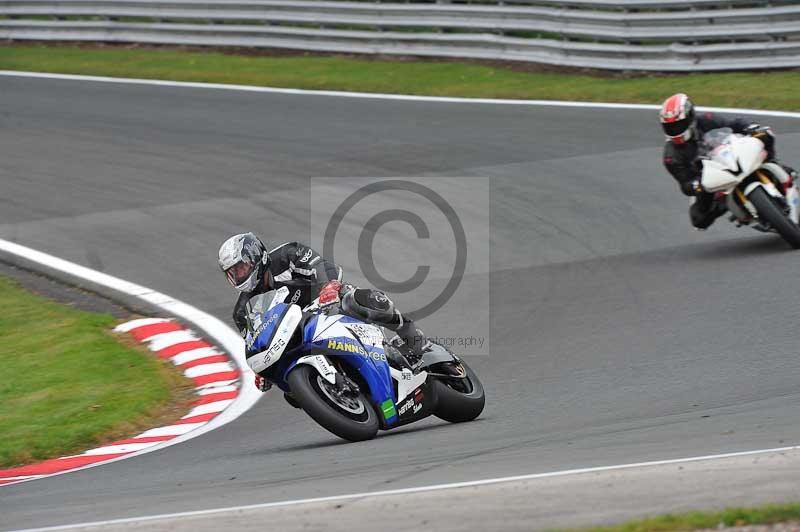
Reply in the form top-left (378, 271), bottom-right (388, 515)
top-left (0, 318), bottom-right (241, 486)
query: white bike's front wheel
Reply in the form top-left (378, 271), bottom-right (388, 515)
top-left (748, 186), bottom-right (800, 249)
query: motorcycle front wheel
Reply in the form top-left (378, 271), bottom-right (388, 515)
top-left (748, 186), bottom-right (800, 249)
top-left (287, 365), bottom-right (379, 442)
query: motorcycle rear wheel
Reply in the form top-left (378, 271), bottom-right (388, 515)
top-left (288, 365), bottom-right (379, 442)
top-left (748, 186), bottom-right (800, 249)
top-left (432, 359), bottom-right (485, 423)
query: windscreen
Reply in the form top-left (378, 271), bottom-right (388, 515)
top-left (245, 289), bottom-right (285, 333)
top-left (701, 127), bottom-right (733, 153)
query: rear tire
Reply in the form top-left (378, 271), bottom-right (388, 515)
top-left (433, 360), bottom-right (485, 423)
top-left (748, 186), bottom-right (800, 249)
top-left (287, 365), bottom-right (379, 442)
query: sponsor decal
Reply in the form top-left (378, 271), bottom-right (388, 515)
top-left (247, 312), bottom-right (281, 349)
top-left (326, 338), bottom-right (387, 362)
top-left (398, 390), bottom-right (423, 416)
top-left (345, 323), bottom-right (384, 346)
top-left (290, 289), bottom-right (302, 304)
top-left (298, 248), bottom-right (313, 263)
top-left (261, 337), bottom-right (286, 366)
top-left (373, 292), bottom-right (389, 304)
top-left (398, 397), bottom-right (414, 415)
top-left (381, 399), bottom-right (397, 420)
top-left (314, 355), bottom-right (335, 376)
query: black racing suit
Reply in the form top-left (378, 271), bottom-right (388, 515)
top-left (662, 113), bottom-right (767, 229)
top-left (232, 241), bottom-right (340, 333)
top-left (232, 241), bottom-right (426, 360)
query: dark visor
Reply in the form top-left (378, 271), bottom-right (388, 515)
top-left (662, 117), bottom-right (692, 137)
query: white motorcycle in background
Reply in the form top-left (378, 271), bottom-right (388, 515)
top-left (700, 127), bottom-right (800, 248)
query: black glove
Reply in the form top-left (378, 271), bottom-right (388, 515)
top-left (685, 179), bottom-right (704, 196)
top-left (744, 124), bottom-right (775, 155)
top-left (744, 123), bottom-right (769, 135)
top-left (254, 374), bottom-right (272, 392)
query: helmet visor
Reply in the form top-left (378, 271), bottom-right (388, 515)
top-left (662, 117), bottom-right (692, 138)
top-left (225, 260), bottom-right (255, 288)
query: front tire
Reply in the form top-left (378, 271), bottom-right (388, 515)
top-left (748, 186), bottom-right (800, 249)
top-left (287, 365), bottom-right (379, 442)
top-left (433, 359), bottom-right (485, 423)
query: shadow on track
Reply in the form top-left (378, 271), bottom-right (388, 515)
top-left (678, 234), bottom-right (794, 261)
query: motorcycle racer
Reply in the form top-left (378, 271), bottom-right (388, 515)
top-left (659, 93), bottom-right (796, 229)
top-left (218, 233), bottom-right (430, 391)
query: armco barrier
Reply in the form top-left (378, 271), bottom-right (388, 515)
top-left (0, 0), bottom-right (798, 70)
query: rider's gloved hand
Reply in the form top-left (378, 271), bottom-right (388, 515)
top-left (318, 280), bottom-right (344, 305)
top-left (745, 124), bottom-right (776, 156)
top-left (254, 374), bottom-right (272, 392)
top-left (689, 180), bottom-right (704, 195)
top-left (744, 123), bottom-right (771, 136)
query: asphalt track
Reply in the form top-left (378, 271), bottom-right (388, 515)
top-left (3, 75), bottom-right (800, 530)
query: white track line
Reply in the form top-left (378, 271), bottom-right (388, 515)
top-left (0, 237), bottom-right (260, 478)
top-left (2, 70), bottom-right (800, 119)
top-left (11, 444), bottom-right (800, 532)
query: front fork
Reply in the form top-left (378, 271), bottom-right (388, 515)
top-left (729, 169), bottom-right (799, 225)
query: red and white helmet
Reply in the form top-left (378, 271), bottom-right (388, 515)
top-left (659, 93), bottom-right (696, 145)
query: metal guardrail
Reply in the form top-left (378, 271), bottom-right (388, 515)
top-left (0, 1), bottom-right (797, 71)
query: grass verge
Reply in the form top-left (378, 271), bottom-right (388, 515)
top-left (0, 275), bottom-right (194, 468)
top-left (1, 43), bottom-right (799, 111)
top-left (565, 503), bottom-right (800, 532)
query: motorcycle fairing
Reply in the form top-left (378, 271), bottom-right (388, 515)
top-left (246, 302), bottom-right (303, 374)
top-left (283, 313), bottom-right (399, 426)
top-left (701, 134), bottom-right (765, 193)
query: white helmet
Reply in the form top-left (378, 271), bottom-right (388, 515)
top-left (218, 233), bottom-right (269, 292)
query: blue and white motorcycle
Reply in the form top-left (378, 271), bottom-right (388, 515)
top-left (244, 280), bottom-right (485, 442)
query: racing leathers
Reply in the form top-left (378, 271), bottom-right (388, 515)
top-left (232, 241), bottom-right (428, 367)
top-left (663, 112), bottom-right (784, 229)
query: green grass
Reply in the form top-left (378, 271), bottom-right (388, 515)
top-left (1, 44), bottom-right (800, 110)
top-left (0, 275), bottom-right (192, 468)
top-left (563, 503), bottom-right (800, 532)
